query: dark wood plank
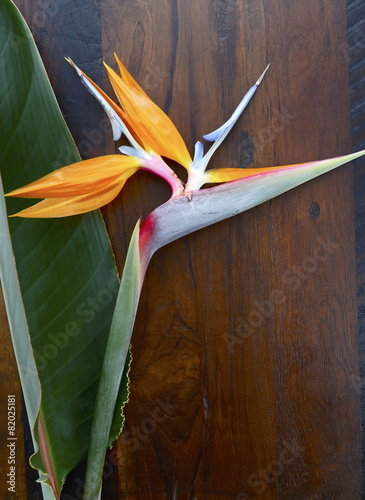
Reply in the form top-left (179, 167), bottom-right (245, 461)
top-left (346, 0), bottom-right (365, 495)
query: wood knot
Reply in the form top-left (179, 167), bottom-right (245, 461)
top-left (309, 201), bottom-right (320, 218)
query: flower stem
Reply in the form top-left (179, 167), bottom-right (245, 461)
top-left (83, 221), bottom-right (145, 500)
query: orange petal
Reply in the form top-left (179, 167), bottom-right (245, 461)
top-left (114, 53), bottom-right (146, 96)
top-left (66, 57), bottom-right (142, 145)
top-left (6, 156), bottom-right (141, 198)
top-left (10, 169), bottom-right (138, 218)
top-left (203, 166), bottom-right (297, 184)
top-left (105, 63), bottom-right (192, 169)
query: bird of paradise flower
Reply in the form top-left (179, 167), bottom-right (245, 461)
top-left (6, 55), bottom-right (365, 500)
top-left (8, 56), bottom-right (354, 219)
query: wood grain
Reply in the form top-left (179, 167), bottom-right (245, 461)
top-left (100, 0), bottom-right (360, 498)
top-left (2, 0), bottom-right (362, 498)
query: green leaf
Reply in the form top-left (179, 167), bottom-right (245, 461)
top-left (0, 1), bottom-right (129, 496)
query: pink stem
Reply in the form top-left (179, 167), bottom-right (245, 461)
top-left (141, 155), bottom-right (184, 198)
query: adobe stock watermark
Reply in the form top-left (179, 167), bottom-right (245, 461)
top-left (32, 0), bottom-right (73, 29)
top-left (76, 117), bottom-right (112, 159)
top-left (50, 117), bottom-right (113, 167)
top-left (225, 236), bottom-right (340, 353)
top-left (236, 439), bottom-right (305, 499)
top-left (122, 396), bottom-right (179, 452)
top-left (33, 270), bottom-right (119, 371)
top-left (6, 395), bottom-right (17, 495)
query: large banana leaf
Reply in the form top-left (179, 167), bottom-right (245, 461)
top-left (0, 1), bottom-right (130, 496)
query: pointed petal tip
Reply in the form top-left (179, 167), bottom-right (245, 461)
top-left (64, 56), bottom-right (74, 69)
top-left (103, 61), bottom-right (111, 74)
top-left (203, 130), bottom-right (222, 142)
top-left (203, 67), bottom-right (267, 144)
top-left (255, 63), bottom-right (270, 86)
top-left (65, 57), bottom-right (83, 77)
top-left (104, 61), bottom-right (117, 80)
top-left (355, 148), bottom-right (365, 157)
top-left (5, 189), bottom-right (23, 198)
top-left (193, 141), bottom-right (204, 162)
top-left (119, 146), bottom-right (147, 159)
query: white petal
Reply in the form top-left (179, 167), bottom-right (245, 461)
top-left (193, 141), bottom-right (204, 162)
top-left (80, 74), bottom-right (123, 141)
top-left (119, 146), bottom-right (148, 159)
top-left (203, 64), bottom-right (270, 142)
top-left (203, 85), bottom-right (257, 142)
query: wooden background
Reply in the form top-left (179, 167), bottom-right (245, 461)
top-left (1, 0), bottom-right (364, 498)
